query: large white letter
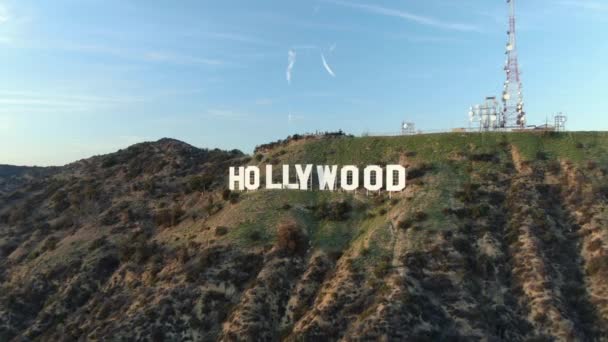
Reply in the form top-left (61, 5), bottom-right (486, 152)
top-left (340, 165), bottom-right (359, 191)
top-left (244, 166), bottom-right (260, 191)
top-left (282, 165), bottom-right (299, 189)
top-left (295, 164), bottom-right (313, 190)
top-left (317, 165), bottom-right (338, 191)
top-left (229, 167), bottom-right (245, 191)
top-left (364, 165), bottom-right (383, 191)
top-left (265, 165), bottom-right (282, 190)
top-left (386, 165), bottom-right (406, 192)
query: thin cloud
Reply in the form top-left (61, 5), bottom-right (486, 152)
top-left (291, 45), bottom-right (318, 50)
top-left (288, 113), bottom-right (305, 123)
top-left (255, 99), bottom-right (274, 106)
top-left (0, 90), bottom-right (142, 112)
top-left (0, 91), bottom-right (143, 117)
top-left (204, 109), bottom-right (250, 121)
top-left (325, 0), bottom-right (479, 32)
top-left (57, 42), bottom-right (227, 67)
top-left (559, 0), bottom-right (608, 10)
top-left (286, 49), bottom-right (296, 85)
top-left (321, 53), bottom-right (336, 77)
top-left (143, 51), bottom-right (224, 66)
top-left (0, 5), bottom-right (9, 24)
top-left (204, 32), bottom-right (277, 46)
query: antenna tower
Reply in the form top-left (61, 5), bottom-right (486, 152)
top-left (502, 0), bottom-right (526, 128)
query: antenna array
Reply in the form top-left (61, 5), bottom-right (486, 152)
top-left (502, 0), bottom-right (526, 128)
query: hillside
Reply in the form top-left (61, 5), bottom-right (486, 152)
top-left (1, 132), bottom-right (608, 341)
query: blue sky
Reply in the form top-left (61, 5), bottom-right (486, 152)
top-left (0, 0), bottom-right (607, 166)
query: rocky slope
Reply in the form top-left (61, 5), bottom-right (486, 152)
top-left (0, 132), bottom-right (607, 341)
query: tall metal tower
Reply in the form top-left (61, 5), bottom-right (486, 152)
top-left (502, 0), bottom-right (526, 128)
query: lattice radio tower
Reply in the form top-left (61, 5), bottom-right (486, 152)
top-left (502, 0), bottom-right (526, 128)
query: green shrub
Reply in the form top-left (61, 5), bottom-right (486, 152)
top-left (587, 160), bottom-right (598, 170)
top-left (229, 192), bottom-right (240, 204)
top-left (373, 258), bottom-right (391, 278)
top-left (51, 191), bottom-right (70, 213)
top-left (204, 202), bottom-right (223, 216)
top-left (215, 226), bottom-right (229, 236)
top-left (89, 236), bottom-right (108, 251)
top-left (536, 151), bottom-right (548, 161)
top-left (413, 211), bottom-right (428, 222)
top-left (407, 163), bottom-right (434, 180)
top-left (471, 204), bottom-right (490, 218)
top-left (546, 160), bottom-right (561, 174)
top-left (314, 201), bottom-right (352, 221)
top-left (188, 174), bottom-right (214, 192)
top-left (469, 153), bottom-right (498, 162)
top-left (119, 234), bottom-right (158, 263)
top-left (0, 239), bottom-right (18, 257)
top-left (222, 188), bottom-right (231, 201)
top-left (398, 219), bottom-right (413, 230)
top-left (587, 255), bottom-right (608, 276)
top-left (41, 236), bottom-right (60, 252)
top-left (248, 230), bottom-right (262, 242)
top-left (101, 156), bottom-right (118, 168)
top-left (154, 206), bottom-right (185, 228)
top-left (276, 220), bottom-right (308, 255)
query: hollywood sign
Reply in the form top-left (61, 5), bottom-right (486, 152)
top-left (229, 165), bottom-right (406, 192)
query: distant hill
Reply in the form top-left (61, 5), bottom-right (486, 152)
top-left (0, 132), bottom-right (607, 341)
top-left (0, 165), bottom-right (60, 197)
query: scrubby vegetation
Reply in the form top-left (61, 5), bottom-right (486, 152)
top-left (1, 133), bottom-right (608, 340)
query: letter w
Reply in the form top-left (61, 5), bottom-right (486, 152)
top-left (317, 165), bottom-right (338, 191)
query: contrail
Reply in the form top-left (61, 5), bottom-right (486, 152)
top-left (321, 53), bottom-right (335, 77)
top-left (286, 50), bottom-right (296, 84)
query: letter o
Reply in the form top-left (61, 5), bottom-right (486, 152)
top-left (244, 166), bottom-right (260, 190)
top-left (364, 165), bottom-right (383, 191)
top-left (341, 165), bottom-right (359, 191)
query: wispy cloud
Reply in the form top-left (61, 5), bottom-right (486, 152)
top-left (291, 45), bottom-right (318, 50)
top-left (325, 0), bottom-right (479, 32)
top-left (321, 53), bottom-right (336, 77)
top-left (286, 49), bottom-right (296, 85)
top-left (203, 32), bottom-right (277, 46)
top-left (388, 33), bottom-right (465, 44)
top-left (255, 98), bottom-right (274, 106)
top-left (204, 109), bottom-right (250, 121)
top-left (559, 0), bottom-right (608, 11)
top-left (288, 113), bottom-right (305, 123)
top-left (0, 90), bottom-right (142, 113)
top-left (143, 51), bottom-right (224, 66)
top-left (50, 42), bottom-right (228, 67)
top-left (0, 4), bottom-right (9, 24)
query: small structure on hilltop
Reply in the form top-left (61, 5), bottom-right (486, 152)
top-left (469, 97), bottom-right (503, 131)
top-left (401, 122), bottom-right (416, 135)
top-left (554, 113), bottom-right (567, 132)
